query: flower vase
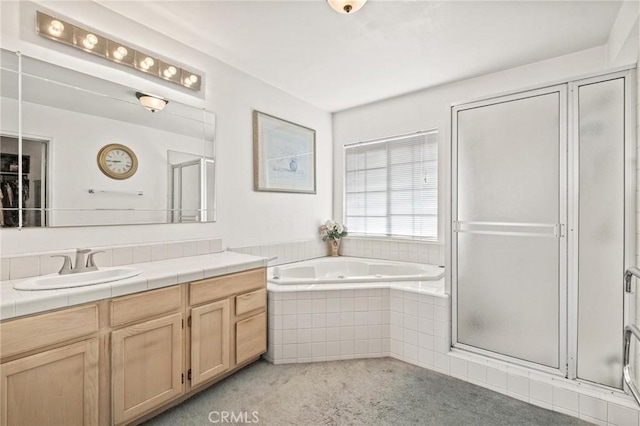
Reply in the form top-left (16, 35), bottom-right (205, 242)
top-left (330, 239), bottom-right (341, 257)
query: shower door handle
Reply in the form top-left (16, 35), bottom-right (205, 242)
top-left (623, 324), bottom-right (640, 405)
top-left (625, 267), bottom-right (640, 293)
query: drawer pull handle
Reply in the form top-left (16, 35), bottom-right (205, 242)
top-left (239, 293), bottom-right (256, 300)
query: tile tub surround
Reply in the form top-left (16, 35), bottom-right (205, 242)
top-left (265, 285), bottom-right (448, 365)
top-left (0, 250), bottom-right (265, 320)
top-left (229, 237), bottom-right (444, 267)
top-left (1, 238), bottom-right (223, 281)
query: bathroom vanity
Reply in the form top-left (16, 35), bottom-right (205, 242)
top-left (0, 256), bottom-right (267, 426)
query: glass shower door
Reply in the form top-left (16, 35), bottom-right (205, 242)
top-left (452, 86), bottom-right (567, 370)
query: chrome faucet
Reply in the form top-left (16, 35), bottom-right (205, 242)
top-left (51, 249), bottom-right (104, 275)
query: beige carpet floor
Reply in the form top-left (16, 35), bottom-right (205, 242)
top-left (144, 358), bottom-right (590, 426)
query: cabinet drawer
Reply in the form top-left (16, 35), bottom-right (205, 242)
top-left (111, 286), bottom-right (181, 327)
top-left (190, 268), bottom-right (265, 306)
top-left (235, 289), bottom-right (266, 317)
top-left (1, 305), bottom-right (98, 359)
top-left (235, 312), bottom-right (266, 365)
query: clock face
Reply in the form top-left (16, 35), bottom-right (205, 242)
top-left (97, 144), bottom-right (138, 179)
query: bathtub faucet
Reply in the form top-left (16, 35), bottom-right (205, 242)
top-left (272, 267), bottom-right (281, 280)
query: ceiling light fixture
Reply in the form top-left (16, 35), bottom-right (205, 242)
top-left (136, 92), bottom-right (168, 113)
top-left (327, 0), bottom-right (367, 14)
top-left (36, 11), bottom-right (202, 91)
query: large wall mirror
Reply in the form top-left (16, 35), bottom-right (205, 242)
top-left (0, 49), bottom-right (215, 228)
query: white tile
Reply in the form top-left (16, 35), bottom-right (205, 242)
top-left (39, 253), bottom-right (68, 275)
top-left (183, 241), bottom-right (198, 257)
top-left (404, 300), bottom-right (418, 316)
top-left (365, 339), bottom-right (380, 353)
top-left (10, 256), bottom-right (39, 279)
top-left (326, 327), bottom-right (341, 341)
top-left (326, 298), bottom-right (341, 313)
top-left (529, 380), bottom-right (553, 403)
top-left (486, 367), bottom-right (507, 390)
top-left (354, 311), bottom-right (368, 326)
top-left (1, 258), bottom-right (9, 280)
top-left (297, 299), bottom-right (312, 314)
top-left (147, 273), bottom-right (178, 290)
top-left (579, 414), bottom-right (606, 426)
top-left (312, 299), bottom-right (326, 313)
top-left (326, 313), bottom-right (340, 327)
top-left (418, 333), bottom-right (433, 349)
top-left (354, 297), bottom-right (368, 311)
top-left (297, 314), bottom-right (312, 329)
top-left (340, 312), bottom-right (354, 326)
top-left (297, 329), bottom-right (312, 344)
top-left (282, 329), bottom-right (297, 344)
top-left (403, 343), bottom-right (418, 361)
top-left (390, 311), bottom-right (403, 326)
top-left (450, 357), bottom-right (468, 378)
top-left (355, 340), bottom-right (368, 355)
top-left (390, 339), bottom-right (403, 356)
top-left (608, 402), bottom-right (640, 426)
top-left (507, 373), bottom-right (529, 397)
top-left (282, 344), bottom-right (297, 359)
top-left (166, 242), bottom-right (183, 259)
top-left (390, 325), bottom-right (403, 340)
top-left (553, 387), bottom-right (579, 413)
top-left (529, 398), bottom-right (553, 410)
top-left (14, 290), bottom-right (68, 316)
top-left (433, 353), bottom-right (449, 372)
top-left (112, 247), bottom-right (133, 266)
top-left (340, 297), bottom-right (354, 311)
top-left (340, 341), bottom-right (354, 356)
top-left (434, 336), bottom-right (449, 353)
top-left (390, 297), bottom-right (403, 312)
top-left (434, 305), bottom-right (448, 322)
top-left (368, 296), bottom-right (382, 310)
top-left (418, 318), bottom-right (434, 335)
top-left (579, 395), bottom-right (607, 422)
top-left (368, 325), bottom-right (383, 339)
top-left (467, 362), bottom-right (487, 383)
top-left (297, 343), bottom-right (312, 358)
top-left (282, 315), bottom-right (297, 330)
top-left (150, 244), bottom-right (168, 261)
top-left (404, 329), bottom-right (418, 346)
top-left (367, 310), bottom-right (382, 325)
top-left (209, 239), bottom-right (223, 253)
top-left (196, 240), bottom-right (210, 255)
top-left (67, 283), bottom-right (112, 305)
top-left (433, 321), bottom-right (448, 338)
top-left (178, 269), bottom-right (204, 283)
top-left (418, 303), bottom-right (434, 318)
top-left (418, 348), bottom-right (434, 366)
top-left (312, 328), bottom-right (326, 343)
top-left (340, 326), bottom-right (354, 341)
top-left (312, 313), bottom-right (326, 328)
top-left (283, 300), bottom-right (297, 315)
top-left (132, 246), bottom-right (151, 264)
top-left (312, 342), bottom-right (326, 358)
top-left (403, 314), bottom-right (418, 331)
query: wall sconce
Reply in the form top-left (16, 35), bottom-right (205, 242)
top-left (136, 92), bottom-right (168, 113)
top-left (327, 0), bottom-right (367, 14)
top-left (36, 11), bottom-right (202, 92)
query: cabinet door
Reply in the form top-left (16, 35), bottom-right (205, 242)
top-left (1, 339), bottom-right (99, 426)
top-left (111, 313), bottom-right (183, 425)
top-left (190, 299), bottom-right (230, 387)
top-left (236, 312), bottom-right (266, 365)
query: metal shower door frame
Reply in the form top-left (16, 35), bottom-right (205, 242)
top-left (451, 84), bottom-right (569, 377)
top-left (566, 69), bottom-right (637, 387)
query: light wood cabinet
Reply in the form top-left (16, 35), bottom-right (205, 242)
top-left (190, 299), bottom-right (230, 386)
top-left (0, 267), bottom-right (267, 426)
top-left (236, 312), bottom-right (267, 365)
top-left (111, 312), bottom-right (183, 425)
top-left (1, 338), bottom-right (99, 426)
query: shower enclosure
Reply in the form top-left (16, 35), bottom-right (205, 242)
top-left (452, 70), bottom-right (635, 390)
top-left (169, 155), bottom-right (215, 223)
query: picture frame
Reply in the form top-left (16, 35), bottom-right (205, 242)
top-left (253, 110), bottom-right (316, 194)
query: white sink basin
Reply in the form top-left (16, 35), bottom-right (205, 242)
top-left (14, 267), bottom-right (143, 291)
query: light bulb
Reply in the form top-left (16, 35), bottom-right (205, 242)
top-left (48, 20), bottom-right (64, 37)
top-left (83, 38), bottom-right (96, 49)
top-left (144, 57), bottom-right (155, 67)
top-left (113, 46), bottom-right (128, 60)
top-left (86, 34), bottom-right (98, 45)
top-left (140, 61), bottom-right (149, 70)
top-left (188, 75), bottom-right (198, 84)
top-left (168, 66), bottom-right (177, 75)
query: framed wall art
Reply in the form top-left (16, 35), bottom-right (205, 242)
top-left (253, 110), bottom-right (316, 194)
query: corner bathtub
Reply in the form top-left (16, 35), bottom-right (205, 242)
top-left (267, 257), bottom-right (445, 295)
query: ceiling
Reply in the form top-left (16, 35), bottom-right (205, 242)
top-left (98, 1), bottom-right (623, 112)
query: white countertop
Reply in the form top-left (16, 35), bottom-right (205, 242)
top-left (0, 251), bottom-right (267, 321)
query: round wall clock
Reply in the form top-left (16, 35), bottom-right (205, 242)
top-left (97, 144), bottom-right (138, 180)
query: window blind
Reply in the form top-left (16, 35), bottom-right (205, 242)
top-left (344, 131), bottom-right (438, 240)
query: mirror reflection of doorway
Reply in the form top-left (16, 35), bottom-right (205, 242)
top-left (168, 152), bottom-right (214, 223)
top-left (0, 135), bottom-right (48, 227)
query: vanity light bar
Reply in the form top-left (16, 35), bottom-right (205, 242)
top-left (35, 11), bottom-right (202, 91)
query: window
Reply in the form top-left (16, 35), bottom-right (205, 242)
top-left (344, 130), bottom-right (438, 240)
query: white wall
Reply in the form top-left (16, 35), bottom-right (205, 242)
top-left (0, 1), bottom-right (333, 254)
